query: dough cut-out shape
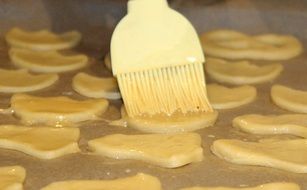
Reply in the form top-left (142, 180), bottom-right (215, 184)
top-left (0, 165), bottom-right (26, 190)
top-left (207, 84), bottom-right (256, 109)
top-left (6, 27), bottom-right (81, 51)
top-left (41, 173), bottom-right (162, 190)
top-left (211, 139), bottom-right (307, 173)
top-left (0, 125), bottom-right (80, 159)
top-left (0, 68), bottom-right (58, 93)
top-left (121, 107), bottom-right (218, 134)
top-left (10, 48), bottom-right (88, 73)
top-left (233, 114), bottom-right (307, 138)
top-left (271, 85), bottom-right (307, 113)
top-left (11, 94), bottom-right (109, 125)
top-left (258, 136), bottom-right (298, 143)
top-left (88, 133), bottom-right (203, 168)
top-left (72, 72), bottom-right (120, 99)
top-left (201, 29), bottom-right (303, 60)
top-left (104, 52), bottom-right (112, 71)
top-left (180, 182), bottom-right (300, 190)
top-left (205, 58), bottom-right (283, 85)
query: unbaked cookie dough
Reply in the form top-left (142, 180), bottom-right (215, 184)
top-left (88, 133), bottom-right (203, 168)
top-left (233, 114), bottom-right (307, 138)
top-left (0, 165), bottom-right (26, 190)
top-left (201, 29), bottom-right (303, 60)
top-left (0, 125), bottom-right (80, 159)
top-left (104, 52), bottom-right (112, 71)
top-left (211, 139), bottom-right (307, 173)
top-left (271, 84), bottom-right (307, 113)
top-left (205, 58), bottom-right (283, 85)
top-left (121, 107), bottom-right (218, 134)
top-left (180, 182), bottom-right (300, 190)
top-left (0, 68), bottom-right (58, 93)
top-left (207, 84), bottom-right (256, 109)
top-left (41, 173), bottom-right (162, 190)
top-left (72, 72), bottom-right (120, 99)
top-left (6, 27), bottom-right (81, 51)
top-left (10, 94), bottom-right (109, 125)
top-left (10, 48), bottom-right (88, 73)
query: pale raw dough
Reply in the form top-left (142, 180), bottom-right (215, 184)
top-left (0, 125), bottom-right (80, 159)
top-left (72, 72), bottom-right (121, 99)
top-left (271, 84), bottom-right (307, 113)
top-left (41, 173), bottom-right (162, 190)
top-left (233, 114), bottom-right (307, 138)
top-left (0, 68), bottom-right (58, 93)
top-left (88, 133), bottom-right (203, 168)
top-left (10, 94), bottom-right (109, 125)
top-left (207, 84), bottom-right (256, 109)
top-left (0, 166), bottom-right (26, 190)
top-left (104, 52), bottom-right (112, 71)
top-left (9, 48), bottom-right (88, 73)
top-left (5, 27), bottom-right (81, 51)
top-left (205, 58), bottom-right (283, 85)
top-left (180, 183), bottom-right (300, 190)
top-left (201, 29), bottom-right (303, 60)
top-left (211, 139), bottom-right (307, 173)
top-left (108, 118), bottom-right (128, 128)
top-left (121, 107), bottom-right (218, 134)
top-left (258, 136), bottom-right (299, 143)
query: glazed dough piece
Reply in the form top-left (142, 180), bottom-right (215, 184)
top-left (180, 183), bottom-right (300, 190)
top-left (271, 85), bottom-right (307, 113)
top-left (207, 84), bottom-right (256, 109)
top-left (0, 68), bottom-right (58, 93)
top-left (88, 133), bottom-right (203, 168)
top-left (11, 94), bottom-right (109, 125)
top-left (0, 125), bottom-right (80, 159)
top-left (258, 136), bottom-right (299, 143)
top-left (104, 52), bottom-right (112, 71)
top-left (9, 48), bottom-right (88, 73)
top-left (72, 72), bottom-right (121, 99)
top-left (41, 173), bottom-right (162, 190)
top-left (211, 139), bottom-right (307, 173)
top-left (121, 107), bottom-right (218, 134)
top-left (0, 166), bottom-right (26, 190)
top-left (205, 58), bottom-right (283, 85)
top-left (6, 27), bottom-right (81, 51)
top-left (233, 114), bottom-right (307, 138)
top-left (201, 29), bottom-right (303, 60)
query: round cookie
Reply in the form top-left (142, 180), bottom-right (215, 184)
top-left (205, 58), bottom-right (283, 85)
top-left (72, 72), bottom-right (120, 99)
top-left (207, 83), bottom-right (257, 109)
top-left (122, 106), bottom-right (218, 134)
top-left (201, 29), bottom-right (303, 60)
top-left (0, 68), bottom-right (58, 93)
top-left (6, 27), bottom-right (81, 51)
top-left (271, 84), bottom-right (307, 113)
top-left (10, 48), bottom-right (88, 73)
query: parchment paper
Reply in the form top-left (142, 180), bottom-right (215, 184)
top-left (0, 0), bottom-right (306, 189)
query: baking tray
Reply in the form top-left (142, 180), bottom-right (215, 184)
top-left (0, 0), bottom-right (306, 189)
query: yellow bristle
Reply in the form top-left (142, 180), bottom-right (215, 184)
top-left (117, 63), bottom-right (213, 117)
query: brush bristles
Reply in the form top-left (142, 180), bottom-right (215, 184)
top-left (117, 63), bottom-right (213, 117)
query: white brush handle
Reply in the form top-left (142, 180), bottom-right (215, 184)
top-left (128, 0), bottom-right (168, 13)
top-left (111, 0), bottom-right (204, 74)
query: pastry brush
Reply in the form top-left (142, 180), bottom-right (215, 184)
top-left (111, 0), bottom-right (212, 117)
